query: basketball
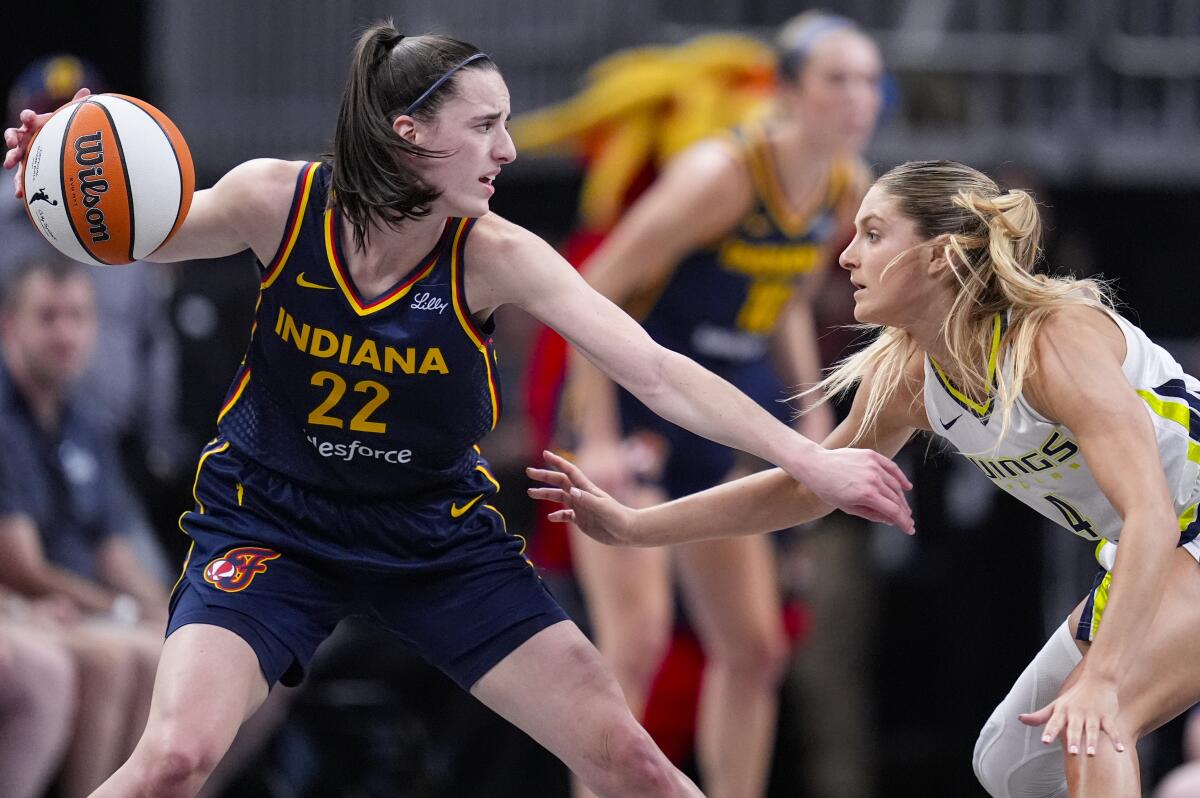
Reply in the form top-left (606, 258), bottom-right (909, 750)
top-left (20, 93), bottom-right (194, 266)
top-left (203, 559), bottom-right (236, 584)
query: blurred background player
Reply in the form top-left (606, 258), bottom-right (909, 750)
top-left (518, 12), bottom-right (882, 797)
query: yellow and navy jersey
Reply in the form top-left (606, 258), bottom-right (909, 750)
top-left (633, 123), bottom-right (861, 366)
top-left (217, 162), bottom-right (501, 496)
top-left (924, 310), bottom-right (1200, 547)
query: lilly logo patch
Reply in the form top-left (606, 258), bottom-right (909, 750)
top-left (203, 547), bottom-right (281, 593)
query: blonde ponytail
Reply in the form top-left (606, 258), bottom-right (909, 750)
top-left (803, 161), bottom-right (1111, 447)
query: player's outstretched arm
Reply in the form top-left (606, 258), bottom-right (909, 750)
top-left (145, 158), bottom-right (304, 263)
top-left (477, 215), bottom-right (916, 531)
top-left (529, 357), bottom-right (924, 546)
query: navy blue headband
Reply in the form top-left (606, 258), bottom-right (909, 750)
top-left (778, 16), bottom-right (856, 79)
top-left (401, 52), bottom-right (491, 116)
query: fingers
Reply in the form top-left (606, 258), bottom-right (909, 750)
top-left (880, 454), bottom-right (914, 491)
top-left (542, 449), bottom-right (572, 470)
top-left (526, 466), bottom-right (570, 490)
top-left (526, 486), bottom-right (568, 504)
top-left (1020, 698), bottom-right (1127, 757)
top-left (547, 509), bottom-right (576, 523)
top-left (1065, 710), bottom-right (1084, 756)
top-left (1083, 715), bottom-right (1099, 756)
top-left (848, 505), bottom-right (890, 525)
top-left (859, 484), bottom-right (913, 533)
top-left (1018, 704), bottom-right (1053, 728)
top-left (1042, 710), bottom-right (1066, 748)
top-left (1099, 715), bottom-right (1126, 753)
top-left (542, 450), bottom-right (601, 494)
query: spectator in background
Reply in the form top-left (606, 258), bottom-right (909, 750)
top-left (0, 616), bottom-right (76, 798)
top-left (0, 256), bottom-right (165, 796)
top-left (0, 54), bottom-right (187, 574)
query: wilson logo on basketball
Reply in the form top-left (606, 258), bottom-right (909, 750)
top-left (74, 131), bottom-right (110, 243)
top-left (202, 547), bottom-right (281, 593)
top-left (21, 93), bottom-right (194, 267)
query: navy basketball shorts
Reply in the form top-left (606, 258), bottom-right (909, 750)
top-left (616, 355), bottom-right (793, 498)
top-left (167, 439), bottom-right (568, 689)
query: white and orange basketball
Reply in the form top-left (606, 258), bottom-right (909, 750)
top-left (21, 93), bottom-right (194, 266)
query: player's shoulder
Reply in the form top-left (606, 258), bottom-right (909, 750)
top-left (1033, 303), bottom-right (1124, 366)
top-left (463, 212), bottom-right (542, 265)
top-left (217, 158), bottom-right (312, 212)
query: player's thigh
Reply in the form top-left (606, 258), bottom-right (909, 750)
top-left (1066, 548), bottom-right (1200, 737)
top-left (140, 624), bottom-right (268, 746)
top-left (469, 620), bottom-right (645, 763)
top-left (675, 532), bottom-right (784, 658)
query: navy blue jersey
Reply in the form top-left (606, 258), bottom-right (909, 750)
top-left (218, 162), bottom-right (501, 496)
top-left (633, 123), bottom-right (861, 367)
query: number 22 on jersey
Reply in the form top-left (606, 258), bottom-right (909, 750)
top-left (308, 370), bottom-right (389, 433)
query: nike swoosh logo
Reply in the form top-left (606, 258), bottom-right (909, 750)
top-left (941, 415), bottom-right (963, 430)
top-left (450, 494), bottom-right (484, 518)
top-left (296, 272), bottom-right (335, 290)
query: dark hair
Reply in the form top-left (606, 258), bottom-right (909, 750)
top-left (1, 256), bottom-right (90, 313)
top-left (329, 20), bottom-right (496, 251)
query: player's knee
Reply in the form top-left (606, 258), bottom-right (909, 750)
top-left (136, 732), bottom-right (221, 796)
top-left (972, 710), bottom-right (1008, 797)
top-left (972, 703), bottom-right (1068, 798)
top-left (597, 719), bottom-right (677, 795)
top-left (706, 623), bottom-right (790, 691)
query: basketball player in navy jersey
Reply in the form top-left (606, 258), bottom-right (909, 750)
top-left (560, 14), bottom-right (882, 795)
top-left (5, 22), bottom-right (911, 797)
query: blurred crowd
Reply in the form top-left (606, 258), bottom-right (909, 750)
top-left (2, 11), bottom-right (1199, 796)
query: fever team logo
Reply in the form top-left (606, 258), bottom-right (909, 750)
top-left (203, 547), bottom-right (281, 593)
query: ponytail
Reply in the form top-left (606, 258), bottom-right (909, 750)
top-left (329, 20), bottom-right (494, 251)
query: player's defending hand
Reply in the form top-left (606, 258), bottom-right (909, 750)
top-left (788, 446), bottom-right (914, 534)
top-left (3, 88), bottom-right (91, 198)
top-left (1019, 671), bottom-right (1126, 758)
top-left (527, 450), bottom-right (639, 546)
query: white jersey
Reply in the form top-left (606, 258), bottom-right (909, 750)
top-left (923, 311), bottom-right (1200, 557)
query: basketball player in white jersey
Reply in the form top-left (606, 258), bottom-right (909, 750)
top-left (531, 159), bottom-right (1200, 798)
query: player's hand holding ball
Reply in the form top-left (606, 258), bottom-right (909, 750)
top-left (5, 88), bottom-right (194, 265)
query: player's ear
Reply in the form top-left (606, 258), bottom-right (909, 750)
top-left (393, 115), bottom-right (418, 144)
top-left (926, 234), bottom-right (955, 281)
